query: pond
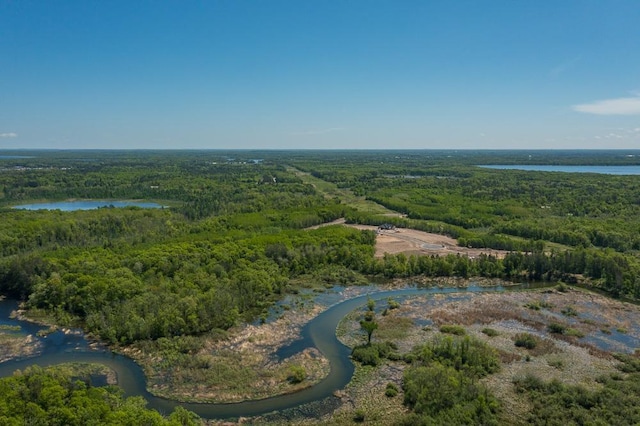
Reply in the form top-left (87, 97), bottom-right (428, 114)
top-left (12, 200), bottom-right (165, 211)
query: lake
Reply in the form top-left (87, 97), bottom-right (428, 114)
top-left (13, 200), bottom-right (165, 211)
top-left (478, 165), bottom-right (640, 175)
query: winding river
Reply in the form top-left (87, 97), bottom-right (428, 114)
top-left (0, 284), bottom-right (532, 420)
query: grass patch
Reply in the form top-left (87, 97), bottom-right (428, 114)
top-left (524, 300), bottom-right (553, 310)
top-left (548, 357), bottom-right (565, 370)
top-left (376, 315), bottom-right (414, 341)
top-left (565, 328), bottom-right (585, 338)
top-left (482, 327), bottom-right (499, 337)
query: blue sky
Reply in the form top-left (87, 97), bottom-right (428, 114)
top-left (1, 1), bottom-right (639, 150)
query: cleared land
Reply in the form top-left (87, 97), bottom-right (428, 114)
top-left (313, 219), bottom-right (509, 259)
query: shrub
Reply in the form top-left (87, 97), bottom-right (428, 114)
top-left (288, 365), bottom-right (306, 383)
top-left (385, 382), bottom-right (399, 397)
top-left (565, 328), bottom-right (585, 338)
top-left (525, 300), bottom-right (553, 310)
top-left (547, 323), bottom-right (567, 334)
top-left (561, 306), bottom-right (578, 317)
top-left (408, 336), bottom-right (500, 377)
top-left (439, 324), bottom-right (466, 335)
top-left (353, 409), bottom-right (366, 422)
top-left (352, 345), bottom-right (380, 366)
top-left (352, 341), bottom-right (399, 366)
top-left (514, 333), bottom-right (538, 349)
top-left (387, 297), bottom-right (400, 310)
top-left (482, 327), bottom-right (499, 337)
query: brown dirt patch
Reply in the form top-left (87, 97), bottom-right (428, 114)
top-left (351, 224), bottom-right (509, 259)
top-left (308, 220), bottom-right (509, 259)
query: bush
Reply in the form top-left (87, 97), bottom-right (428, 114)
top-left (561, 306), bottom-right (578, 317)
top-left (402, 364), bottom-right (500, 423)
top-left (514, 333), bottom-right (539, 349)
top-left (407, 336), bottom-right (500, 377)
top-left (482, 327), bottom-right (499, 337)
top-left (352, 341), bottom-right (399, 366)
top-left (387, 297), bottom-right (400, 310)
top-left (439, 324), bottom-right (466, 335)
top-left (352, 345), bottom-right (380, 366)
top-left (547, 323), bottom-right (567, 334)
top-left (385, 382), bottom-right (399, 397)
top-left (565, 328), bottom-right (584, 338)
top-left (288, 365), bottom-right (306, 383)
top-left (353, 409), bottom-right (366, 422)
top-left (525, 300), bottom-right (553, 310)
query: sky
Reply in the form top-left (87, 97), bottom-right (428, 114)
top-left (1, 1), bottom-right (640, 150)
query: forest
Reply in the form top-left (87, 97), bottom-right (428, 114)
top-left (1, 149), bottom-right (640, 423)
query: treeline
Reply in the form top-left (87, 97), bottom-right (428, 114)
top-left (345, 211), bottom-right (544, 252)
top-left (1, 224), bottom-right (374, 345)
top-left (357, 247), bottom-right (639, 299)
top-left (0, 365), bottom-right (200, 425)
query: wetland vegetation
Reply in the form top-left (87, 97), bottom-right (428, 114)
top-left (2, 149), bottom-right (640, 424)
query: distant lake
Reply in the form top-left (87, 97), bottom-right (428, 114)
top-left (13, 200), bottom-right (165, 211)
top-left (0, 155), bottom-right (33, 159)
top-left (478, 165), bottom-right (640, 175)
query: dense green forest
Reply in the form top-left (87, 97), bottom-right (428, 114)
top-left (2, 149), bottom-right (640, 422)
top-left (0, 365), bottom-right (199, 425)
top-left (2, 150), bottom-right (640, 338)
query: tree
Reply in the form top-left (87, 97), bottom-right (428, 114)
top-left (360, 319), bottom-right (378, 345)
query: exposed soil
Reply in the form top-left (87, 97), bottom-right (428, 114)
top-left (310, 219), bottom-right (509, 259)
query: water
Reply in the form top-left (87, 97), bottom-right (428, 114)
top-left (478, 165), bottom-right (640, 175)
top-left (0, 283), bottom-right (554, 419)
top-left (13, 200), bottom-right (165, 211)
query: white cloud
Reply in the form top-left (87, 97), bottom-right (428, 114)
top-left (573, 96), bottom-right (640, 115)
top-left (0, 132), bottom-right (17, 138)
